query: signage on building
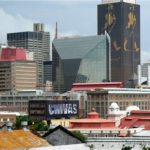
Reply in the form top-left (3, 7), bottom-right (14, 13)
top-left (29, 100), bottom-right (79, 121)
top-left (47, 101), bottom-right (79, 118)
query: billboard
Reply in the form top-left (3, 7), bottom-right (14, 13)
top-left (47, 100), bottom-right (79, 119)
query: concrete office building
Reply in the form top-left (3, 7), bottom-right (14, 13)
top-left (7, 23), bottom-right (50, 86)
top-left (98, 0), bottom-right (140, 84)
top-left (0, 48), bottom-right (37, 93)
top-left (0, 61), bottom-right (37, 93)
top-left (52, 35), bottom-right (110, 93)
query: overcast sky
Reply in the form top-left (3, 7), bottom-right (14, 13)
top-left (0, 0), bottom-right (149, 63)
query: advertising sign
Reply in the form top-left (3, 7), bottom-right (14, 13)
top-left (47, 100), bottom-right (79, 118)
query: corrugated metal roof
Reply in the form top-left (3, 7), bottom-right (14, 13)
top-left (0, 130), bottom-right (50, 149)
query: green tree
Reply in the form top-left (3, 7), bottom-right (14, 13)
top-left (121, 145), bottom-right (132, 150)
top-left (142, 146), bottom-right (150, 150)
top-left (14, 116), bottom-right (31, 129)
top-left (72, 131), bottom-right (87, 142)
top-left (29, 122), bottom-right (49, 131)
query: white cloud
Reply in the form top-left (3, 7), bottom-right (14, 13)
top-left (0, 7), bottom-right (79, 45)
top-left (0, 8), bottom-right (33, 43)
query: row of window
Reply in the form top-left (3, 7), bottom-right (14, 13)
top-left (0, 118), bottom-right (15, 122)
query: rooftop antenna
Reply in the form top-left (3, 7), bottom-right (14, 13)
top-left (54, 22), bottom-right (58, 40)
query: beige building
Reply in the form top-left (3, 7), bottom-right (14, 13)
top-left (87, 88), bottom-right (150, 118)
top-left (0, 61), bottom-right (37, 92)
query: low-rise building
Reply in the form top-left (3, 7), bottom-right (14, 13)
top-left (43, 125), bottom-right (84, 146)
top-left (120, 110), bottom-right (150, 130)
top-left (87, 88), bottom-right (150, 118)
top-left (0, 112), bottom-right (17, 123)
top-left (70, 109), bottom-right (116, 129)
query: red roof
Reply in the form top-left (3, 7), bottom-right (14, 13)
top-left (120, 110), bottom-right (150, 130)
top-left (131, 110), bottom-right (150, 114)
top-left (72, 82), bottom-right (123, 86)
top-left (0, 48), bottom-right (26, 61)
top-left (71, 82), bottom-right (124, 91)
top-left (70, 118), bottom-right (116, 123)
top-left (70, 110), bottom-right (116, 129)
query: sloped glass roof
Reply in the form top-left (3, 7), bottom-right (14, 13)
top-left (53, 35), bottom-right (106, 59)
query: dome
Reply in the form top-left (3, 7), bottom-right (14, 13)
top-left (109, 103), bottom-right (119, 109)
top-left (88, 108), bottom-right (100, 119)
top-left (126, 105), bottom-right (140, 112)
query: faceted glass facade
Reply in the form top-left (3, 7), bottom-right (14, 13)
top-left (52, 35), bottom-right (109, 93)
top-left (98, 2), bottom-right (140, 83)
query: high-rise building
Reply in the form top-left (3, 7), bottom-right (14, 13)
top-left (52, 35), bottom-right (110, 93)
top-left (7, 23), bottom-right (50, 86)
top-left (98, 0), bottom-right (140, 83)
top-left (43, 61), bottom-right (52, 83)
top-left (0, 48), bottom-right (37, 93)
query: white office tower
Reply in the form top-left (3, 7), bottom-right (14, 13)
top-left (102, 0), bottom-right (136, 4)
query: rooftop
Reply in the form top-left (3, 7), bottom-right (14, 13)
top-left (0, 130), bottom-right (50, 149)
top-left (0, 47), bottom-right (26, 61)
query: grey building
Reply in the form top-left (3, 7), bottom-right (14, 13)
top-left (7, 23), bottom-right (50, 86)
top-left (141, 61), bottom-right (150, 78)
top-left (52, 35), bottom-right (110, 93)
top-left (43, 61), bottom-right (52, 83)
top-left (43, 125), bottom-right (84, 145)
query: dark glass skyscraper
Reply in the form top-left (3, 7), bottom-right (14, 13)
top-left (7, 23), bottom-right (50, 86)
top-left (52, 35), bottom-right (110, 93)
top-left (43, 61), bottom-right (52, 83)
top-left (98, 1), bottom-right (140, 83)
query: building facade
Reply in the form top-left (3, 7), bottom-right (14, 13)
top-left (98, 1), bottom-right (140, 83)
top-left (0, 61), bottom-right (37, 93)
top-left (141, 61), bottom-right (150, 78)
top-left (87, 88), bottom-right (150, 118)
top-left (7, 23), bottom-right (50, 86)
top-left (0, 47), bottom-right (37, 93)
top-left (43, 61), bottom-right (52, 83)
top-left (52, 35), bottom-right (110, 93)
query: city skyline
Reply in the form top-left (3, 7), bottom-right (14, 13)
top-left (0, 0), bottom-right (149, 62)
